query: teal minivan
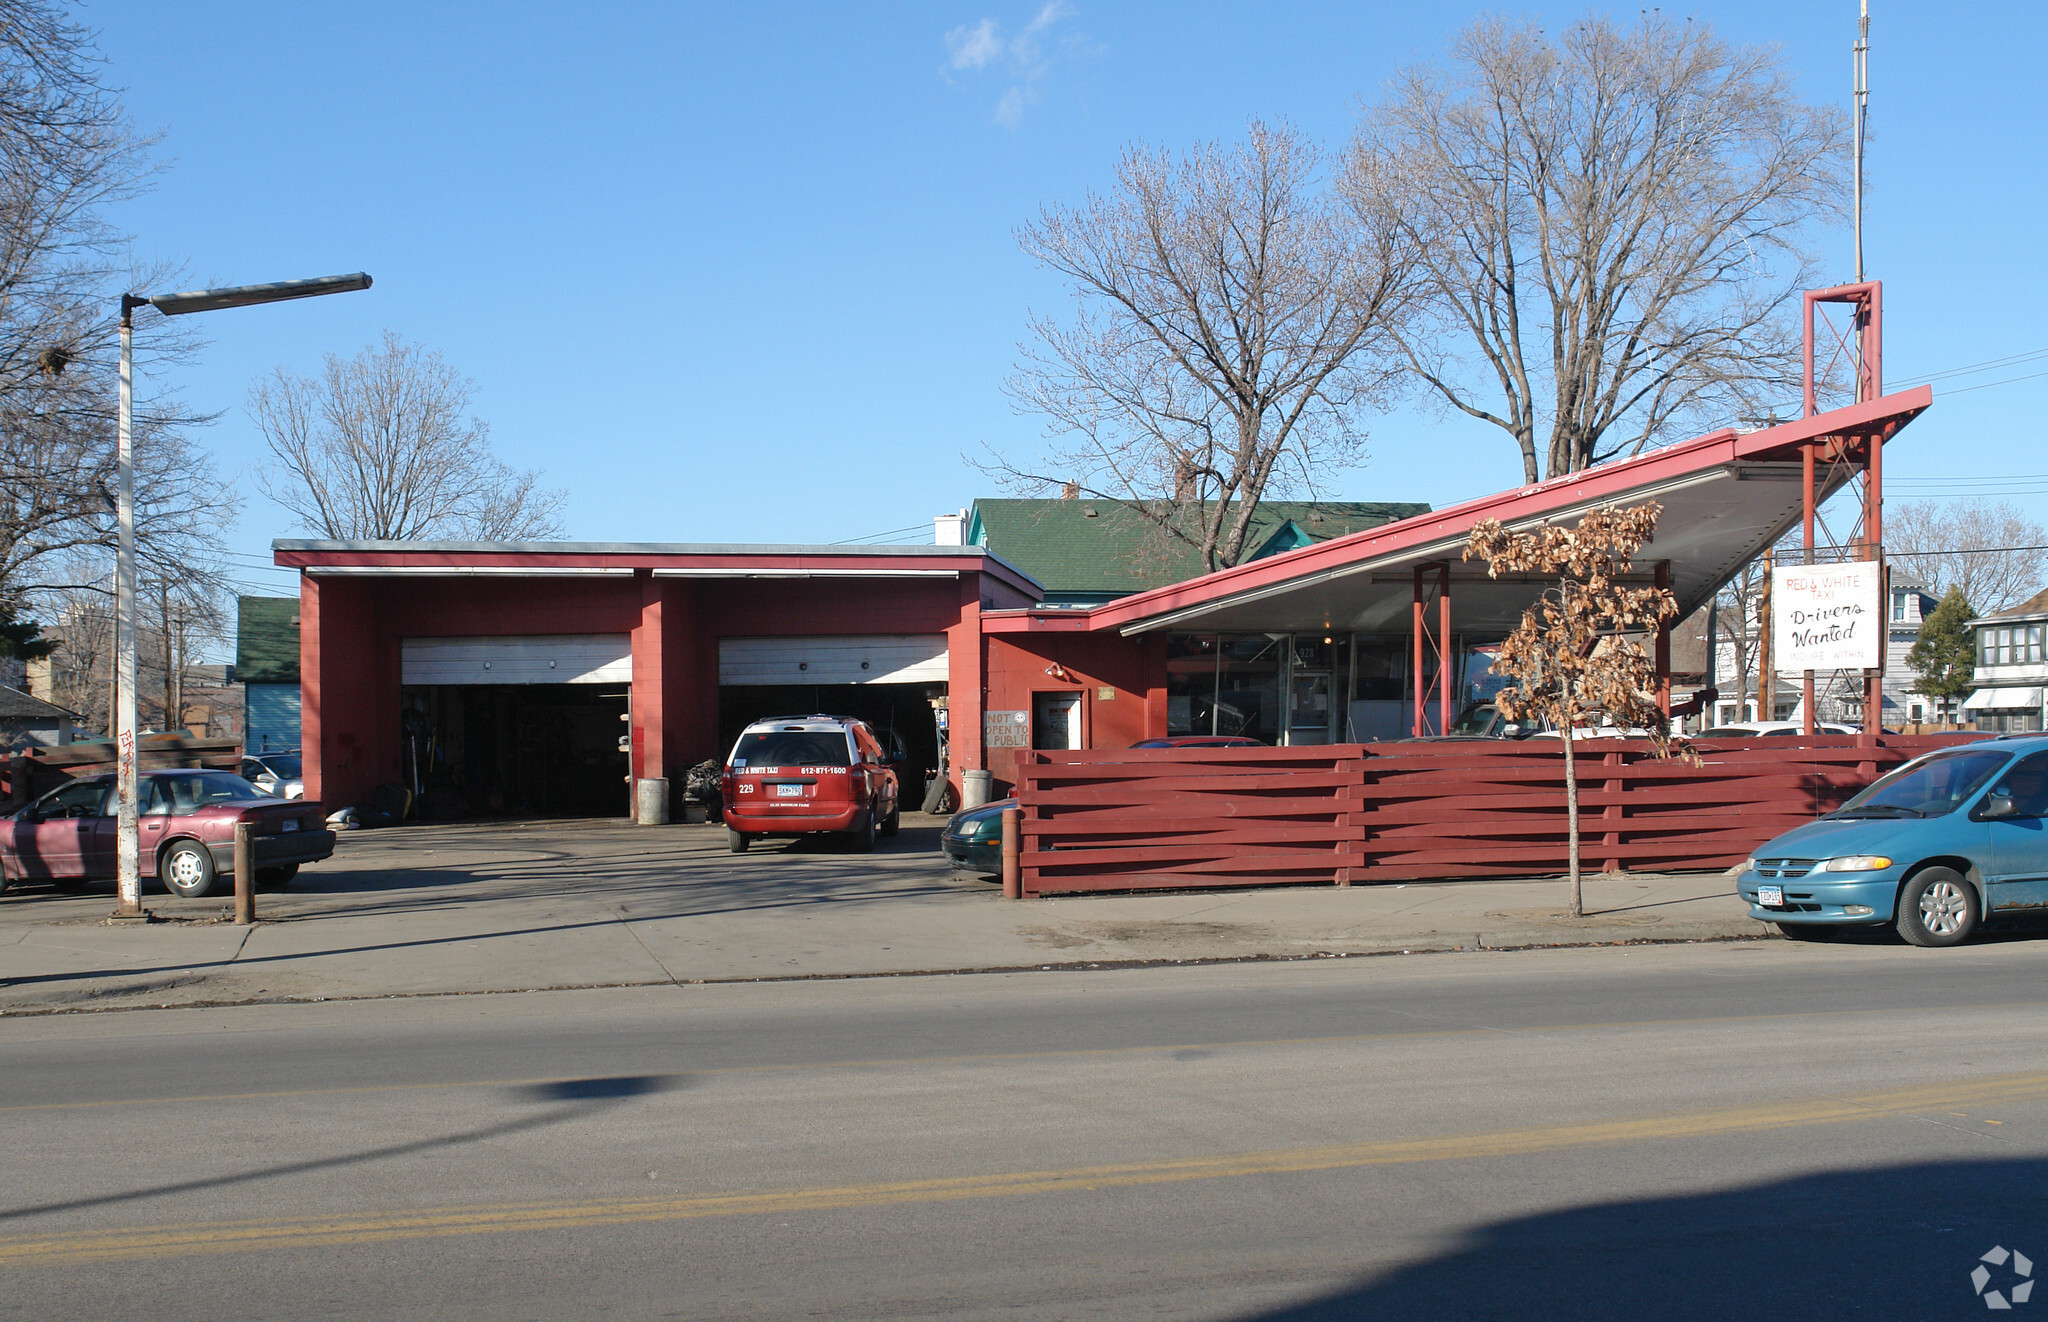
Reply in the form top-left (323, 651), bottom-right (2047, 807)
top-left (1736, 736), bottom-right (2048, 947)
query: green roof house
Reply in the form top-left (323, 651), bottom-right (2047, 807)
top-left (966, 498), bottom-right (1430, 607)
top-left (236, 596), bottom-right (301, 752)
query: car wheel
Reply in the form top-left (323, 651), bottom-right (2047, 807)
top-left (847, 808), bottom-right (877, 853)
top-left (727, 827), bottom-right (751, 854)
top-left (256, 864), bottom-right (298, 889)
top-left (1777, 923), bottom-right (1833, 941)
top-left (161, 841), bottom-right (217, 899)
top-left (1896, 867), bottom-right (1978, 948)
top-left (879, 800), bottom-right (900, 838)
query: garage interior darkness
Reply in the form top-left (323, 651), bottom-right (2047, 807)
top-left (401, 686), bottom-right (631, 819)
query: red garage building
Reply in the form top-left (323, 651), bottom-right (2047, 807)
top-left (278, 540), bottom-right (1040, 816)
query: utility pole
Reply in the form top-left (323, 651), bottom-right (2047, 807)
top-left (172, 609), bottom-right (185, 732)
top-left (1853, 0), bottom-right (1870, 283)
top-left (108, 271), bottom-right (371, 922)
top-left (159, 579), bottom-right (174, 733)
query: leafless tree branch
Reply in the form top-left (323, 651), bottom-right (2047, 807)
top-left (1347, 13), bottom-right (1850, 483)
top-left (251, 331), bottom-right (567, 542)
top-left (996, 120), bottom-right (1421, 572)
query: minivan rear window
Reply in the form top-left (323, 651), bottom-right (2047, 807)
top-left (731, 730), bottom-right (851, 768)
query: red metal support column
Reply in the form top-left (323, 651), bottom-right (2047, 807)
top-left (1411, 563), bottom-right (1451, 737)
top-left (1654, 561), bottom-right (1672, 720)
top-left (1802, 442), bottom-right (1817, 737)
top-left (1804, 281), bottom-right (1883, 420)
top-left (1802, 280), bottom-right (1886, 751)
top-left (630, 570), bottom-right (665, 788)
top-left (1437, 562), bottom-right (1453, 738)
top-left (1864, 410), bottom-right (1886, 752)
top-left (1411, 566), bottom-right (1427, 738)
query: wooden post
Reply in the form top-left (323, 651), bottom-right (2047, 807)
top-left (1654, 562), bottom-right (1672, 721)
top-left (233, 821), bottom-right (255, 925)
top-left (1602, 748), bottom-right (1624, 874)
top-left (1001, 806), bottom-right (1021, 900)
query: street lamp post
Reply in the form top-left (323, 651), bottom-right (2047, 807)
top-left (111, 272), bottom-right (371, 919)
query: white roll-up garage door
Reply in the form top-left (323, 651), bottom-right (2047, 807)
top-left (719, 635), bottom-right (948, 686)
top-left (401, 635), bottom-right (632, 685)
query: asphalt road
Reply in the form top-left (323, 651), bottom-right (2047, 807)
top-left (5, 937), bottom-right (2048, 1320)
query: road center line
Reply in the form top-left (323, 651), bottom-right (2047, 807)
top-left (5, 1068), bottom-right (2045, 1267)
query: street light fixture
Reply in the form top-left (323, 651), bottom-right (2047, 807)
top-left (112, 272), bottom-right (372, 919)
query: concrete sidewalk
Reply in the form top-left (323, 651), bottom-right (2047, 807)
top-left (0, 814), bottom-right (1770, 1014)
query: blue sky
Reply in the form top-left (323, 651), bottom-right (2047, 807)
top-left (89, 2), bottom-right (2047, 623)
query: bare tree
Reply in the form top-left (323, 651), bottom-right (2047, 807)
top-left (252, 331), bottom-right (568, 542)
top-left (1465, 503), bottom-right (1681, 917)
top-left (0, 3), bottom-right (232, 606)
top-left (1885, 499), bottom-right (2048, 615)
top-left (41, 574), bottom-right (112, 733)
top-left (1001, 120), bottom-right (1419, 572)
top-left (1348, 14), bottom-right (1850, 484)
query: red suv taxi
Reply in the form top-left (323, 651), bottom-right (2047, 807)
top-left (721, 715), bottom-right (901, 854)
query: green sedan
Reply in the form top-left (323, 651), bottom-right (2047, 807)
top-left (939, 797), bottom-right (1015, 874)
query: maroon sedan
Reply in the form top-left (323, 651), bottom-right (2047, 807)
top-left (0, 770), bottom-right (335, 898)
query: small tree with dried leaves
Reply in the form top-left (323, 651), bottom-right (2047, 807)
top-left (1464, 502), bottom-right (1680, 916)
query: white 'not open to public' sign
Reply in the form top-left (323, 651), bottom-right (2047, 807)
top-left (1771, 560), bottom-right (1882, 671)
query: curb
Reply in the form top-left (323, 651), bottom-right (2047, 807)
top-left (0, 922), bottom-right (1779, 1018)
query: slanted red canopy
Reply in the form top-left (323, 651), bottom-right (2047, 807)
top-left (982, 387), bottom-right (1929, 640)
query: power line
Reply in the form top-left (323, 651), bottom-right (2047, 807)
top-left (1893, 345), bottom-right (2048, 386)
top-left (829, 523), bottom-right (934, 546)
top-left (1938, 367), bottom-right (2048, 397)
top-left (1888, 544), bottom-right (2048, 558)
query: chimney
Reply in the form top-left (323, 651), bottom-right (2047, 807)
top-left (933, 509), bottom-right (968, 546)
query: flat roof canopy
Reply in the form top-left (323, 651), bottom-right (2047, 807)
top-left (982, 387), bottom-right (1930, 639)
top-left (272, 539), bottom-right (1044, 599)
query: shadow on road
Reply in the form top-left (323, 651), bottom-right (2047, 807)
top-left (0, 1074), bottom-right (691, 1224)
top-left (1241, 1157), bottom-right (2048, 1320)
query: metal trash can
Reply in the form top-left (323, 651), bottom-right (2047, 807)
top-left (961, 769), bottom-right (993, 810)
top-left (635, 777), bottom-right (670, 826)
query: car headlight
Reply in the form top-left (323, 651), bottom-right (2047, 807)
top-left (1742, 857), bottom-right (1757, 874)
top-left (1822, 855), bottom-right (1894, 872)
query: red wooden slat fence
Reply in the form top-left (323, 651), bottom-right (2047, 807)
top-left (1015, 735), bottom-right (1987, 897)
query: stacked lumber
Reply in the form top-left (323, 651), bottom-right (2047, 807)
top-left (1, 734), bottom-right (241, 807)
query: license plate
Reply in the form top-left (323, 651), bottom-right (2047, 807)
top-left (1756, 884), bottom-right (1783, 907)
top-left (281, 819), bottom-right (300, 832)
top-left (774, 784), bottom-right (805, 798)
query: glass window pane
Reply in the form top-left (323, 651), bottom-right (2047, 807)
top-left (1164, 635), bottom-right (1221, 735)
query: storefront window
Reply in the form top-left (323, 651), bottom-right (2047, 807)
top-left (1165, 635), bottom-right (1220, 735)
top-left (1164, 633), bottom-right (1288, 742)
top-left (1215, 635), bottom-right (1285, 743)
top-left (1463, 645), bottom-right (1509, 707)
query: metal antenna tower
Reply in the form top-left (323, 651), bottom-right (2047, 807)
top-left (1854, 0), bottom-right (1870, 282)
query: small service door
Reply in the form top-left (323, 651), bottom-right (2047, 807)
top-left (1034, 692), bottom-right (1083, 750)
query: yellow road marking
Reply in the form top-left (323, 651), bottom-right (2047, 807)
top-left (4, 999), bottom-right (2037, 1116)
top-left (4, 1069), bottom-right (2045, 1267)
